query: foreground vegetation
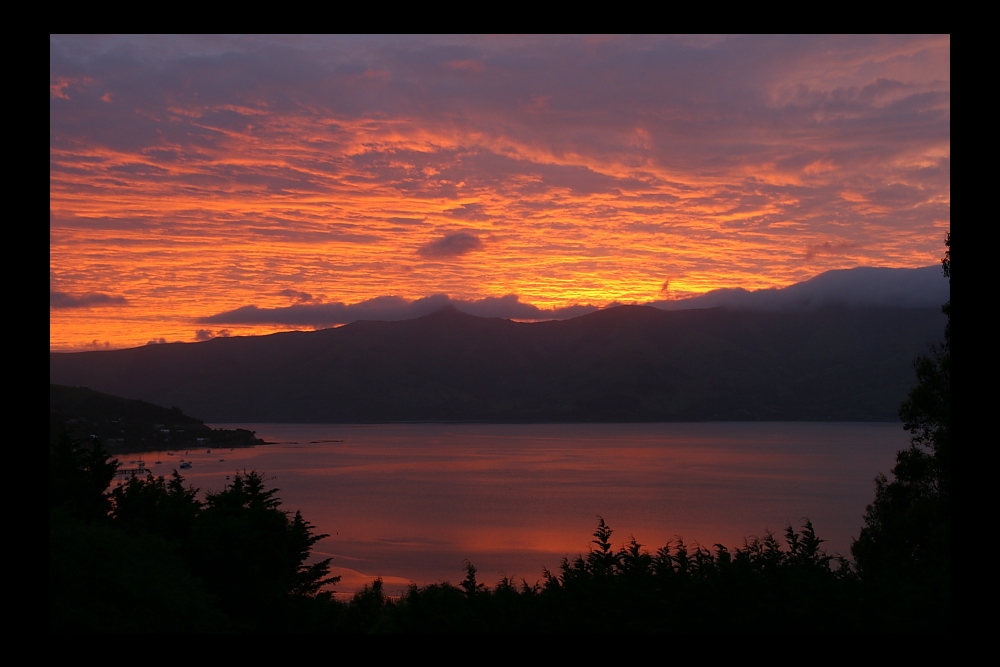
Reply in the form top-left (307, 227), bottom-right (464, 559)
top-left (51, 236), bottom-right (949, 633)
top-left (49, 452), bottom-right (947, 632)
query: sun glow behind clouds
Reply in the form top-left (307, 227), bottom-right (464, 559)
top-left (50, 35), bottom-right (949, 350)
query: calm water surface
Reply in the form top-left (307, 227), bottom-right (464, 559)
top-left (132, 422), bottom-right (906, 595)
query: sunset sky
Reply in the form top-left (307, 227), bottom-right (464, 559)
top-left (50, 35), bottom-right (950, 351)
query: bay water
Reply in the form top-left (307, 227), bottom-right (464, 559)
top-left (130, 422), bottom-right (907, 596)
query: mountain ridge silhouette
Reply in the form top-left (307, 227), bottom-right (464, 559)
top-left (50, 304), bottom-right (945, 423)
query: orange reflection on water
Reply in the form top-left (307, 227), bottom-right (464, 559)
top-left (153, 422), bottom-right (907, 595)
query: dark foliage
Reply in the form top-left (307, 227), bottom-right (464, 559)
top-left (51, 430), bottom-right (946, 633)
top-left (371, 518), bottom-right (858, 633)
top-left (111, 471), bottom-right (202, 541)
top-left (50, 508), bottom-right (232, 633)
top-left (50, 433), bottom-right (341, 633)
top-left (50, 431), bottom-right (118, 522)
top-left (184, 471), bottom-right (339, 630)
top-left (851, 232), bottom-right (950, 630)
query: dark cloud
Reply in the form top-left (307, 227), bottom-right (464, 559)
top-left (49, 36), bottom-right (948, 237)
top-left (457, 295), bottom-right (597, 320)
top-left (278, 289), bottom-right (315, 303)
top-left (50, 339), bottom-right (130, 352)
top-left (445, 203), bottom-right (490, 221)
top-left (199, 294), bottom-right (598, 326)
top-left (50, 290), bottom-right (128, 309)
top-left (804, 240), bottom-right (860, 261)
top-left (649, 266), bottom-right (949, 312)
top-left (50, 210), bottom-right (151, 231)
top-left (195, 328), bottom-right (231, 341)
top-left (242, 227), bottom-right (381, 244)
top-left (107, 162), bottom-right (170, 176)
top-left (50, 35), bottom-right (947, 176)
top-left (416, 232), bottom-right (483, 258)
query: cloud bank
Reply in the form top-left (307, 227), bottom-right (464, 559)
top-left (50, 291), bottom-right (128, 309)
top-left (200, 265), bottom-right (947, 327)
top-left (200, 293), bottom-right (597, 326)
top-left (650, 266), bottom-right (949, 312)
top-left (49, 35), bottom-right (949, 350)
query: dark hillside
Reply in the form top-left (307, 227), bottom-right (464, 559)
top-left (49, 305), bottom-right (945, 423)
top-left (49, 384), bottom-right (262, 452)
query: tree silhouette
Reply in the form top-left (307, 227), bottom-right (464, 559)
top-left (185, 471), bottom-right (338, 628)
top-left (851, 232), bottom-right (950, 628)
top-left (50, 431), bottom-right (119, 522)
top-left (111, 470), bottom-right (202, 541)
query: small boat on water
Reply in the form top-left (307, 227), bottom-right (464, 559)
top-left (179, 461), bottom-right (192, 469)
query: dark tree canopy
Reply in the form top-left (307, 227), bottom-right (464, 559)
top-left (111, 470), bottom-right (202, 541)
top-left (50, 432), bottom-right (119, 522)
top-left (851, 232), bottom-right (950, 629)
top-left (184, 471), bottom-right (338, 629)
top-left (51, 437), bottom-right (341, 633)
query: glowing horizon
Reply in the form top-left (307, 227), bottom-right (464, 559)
top-left (50, 35), bottom-right (950, 351)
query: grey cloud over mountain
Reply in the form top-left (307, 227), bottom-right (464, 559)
top-left (199, 293), bottom-right (596, 326)
top-left (649, 266), bottom-right (948, 312)
top-left (199, 265), bottom-right (947, 328)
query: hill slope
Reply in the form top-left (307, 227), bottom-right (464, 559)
top-left (49, 305), bottom-right (945, 423)
top-left (50, 384), bottom-right (263, 452)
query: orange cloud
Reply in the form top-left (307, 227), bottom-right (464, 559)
top-left (49, 35), bottom-right (949, 350)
